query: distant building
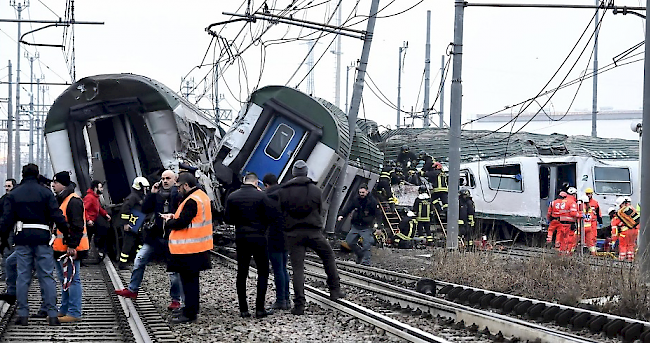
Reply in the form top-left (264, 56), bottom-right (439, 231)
top-left (464, 110), bottom-right (642, 140)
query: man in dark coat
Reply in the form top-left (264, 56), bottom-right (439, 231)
top-left (161, 172), bottom-right (212, 324)
top-left (0, 164), bottom-right (67, 326)
top-left (224, 172), bottom-right (274, 318)
top-left (338, 185), bottom-right (379, 266)
top-left (0, 178), bottom-right (16, 281)
top-left (117, 177), bottom-right (149, 270)
top-left (262, 173), bottom-right (290, 310)
top-left (278, 160), bottom-right (344, 315)
top-left (115, 170), bottom-right (183, 311)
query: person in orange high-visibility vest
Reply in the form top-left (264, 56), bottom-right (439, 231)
top-left (161, 172), bottom-right (212, 324)
top-left (547, 192), bottom-right (567, 249)
top-left (616, 196), bottom-right (639, 261)
top-left (579, 195), bottom-right (598, 255)
top-left (558, 187), bottom-right (580, 255)
top-left (52, 171), bottom-right (88, 323)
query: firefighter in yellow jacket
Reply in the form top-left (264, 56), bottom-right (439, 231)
top-left (161, 172), bottom-right (213, 324)
top-left (51, 171), bottom-right (89, 323)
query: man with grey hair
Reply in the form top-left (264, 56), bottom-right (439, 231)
top-left (277, 160), bottom-right (345, 315)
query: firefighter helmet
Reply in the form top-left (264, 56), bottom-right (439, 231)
top-left (607, 207), bottom-right (617, 215)
top-left (418, 185), bottom-right (428, 193)
top-left (407, 211), bottom-right (416, 217)
top-left (585, 187), bottom-right (594, 194)
top-left (131, 177), bottom-right (150, 191)
top-left (580, 195), bottom-right (589, 203)
top-left (459, 187), bottom-right (471, 197)
top-left (401, 145), bottom-right (409, 151)
top-left (616, 196), bottom-right (626, 207)
top-left (567, 187), bottom-right (577, 195)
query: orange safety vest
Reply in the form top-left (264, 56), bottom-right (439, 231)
top-left (53, 193), bottom-right (89, 252)
top-left (168, 189), bottom-right (213, 255)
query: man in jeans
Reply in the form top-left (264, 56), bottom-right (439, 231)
top-left (0, 164), bottom-right (66, 326)
top-left (115, 170), bottom-right (184, 310)
top-left (338, 185), bottom-right (379, 266)
top-left (262, 173), bottom-right (290, 310)
top-left (277, 160), bottom-right (345, 315)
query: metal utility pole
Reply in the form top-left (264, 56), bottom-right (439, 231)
top-left (41, 84), bottom-right (48, 173)
top-left (592, 0), bottom-right (599, 137)
top-left (326, 0), bottom-right (380, 233)
top-left (36, 78), bottom-right (40, 168)
top-left (638, 0), bottom-right (650, 285)
top-left (397, 41), bottom-right (408, 128)
top-left (440, 55), bottom-right (446, 128)
top-left (423, 11), bottom-right (431, 127)
top-left (345, 62), bottom-right (355, 114)
top-left (447, 0), bottom-right (465, 250)
top-left (13, 1), bottom-right (27, 179)
top-left (28, 53), bottom-right (36, 163)
top-left (305, 40), bottom-right (316, 95)
top-left (7, 61), bottom-right (13, 179)
top-left (213, 63), bottom-right (219, 122)
top-left (333, 2), bottom-right (343, 108)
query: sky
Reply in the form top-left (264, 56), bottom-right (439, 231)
top-left (0, 0), bottom-right (646, 142)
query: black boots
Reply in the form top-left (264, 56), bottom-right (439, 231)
top-left (48, 316), bottom-right (61, 326)
top-left (14, 317), bottom-right (28, 326)
top-left (329, 289), bottom-right (346, 301)
top-left (255, 308), bottom-right (274, 318)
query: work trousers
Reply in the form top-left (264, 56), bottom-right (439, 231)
top-left (286, 230), bottom-right (340, 308)
top-left (235, 234), bottom-right (269, 312)
top-left (90, 216), bottom-right (110, 254)
top-left (618, 229), bottom-right (637, 261)
top-left (431, 191), bottom-right (448, 211)
top-left (268, 251), bottom-right (290, 303)
top-left (179, 271), bottom-right (200, 320)
top-left (547, 220), bottom-right (562, 248)
top-left (416, 221), bottom-right (432, 239)
top-left (557, 224), bottom-right (576, 254)
top-left (584, 225), bottom-right (597, 254)
top-left (120, 231), bottom-right (142, 264)
top-left (15, 245), bottom-right (58, 318)
top-left (345, 225), bottom-right (374, 266)
top-left (55, 258), bottom-right (82, 318)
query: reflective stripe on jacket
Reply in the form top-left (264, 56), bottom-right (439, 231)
top-left (53, 193), bottom-right (89, 252)
top-left (169, 189), bottom-right (213, 254)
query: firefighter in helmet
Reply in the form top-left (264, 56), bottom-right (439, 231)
top-left (412, 185), bottom-right (433, 245)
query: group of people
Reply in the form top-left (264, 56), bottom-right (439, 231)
top-left (546, 186), bottom-right (641, 260)
top-left (0, 163), bottom-right (214, 326)
top-left (225, 160), bottom-right (345, 317)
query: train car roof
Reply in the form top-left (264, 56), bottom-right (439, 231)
top-left (45, 73), bottom-right (217, 134)
top-left (380, 128), bottom-right (639, 163)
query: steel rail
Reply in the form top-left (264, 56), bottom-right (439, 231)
top-left (302, 259), bottom-right (595, 343)
top-left (210, 249), bottom-right (451, 343)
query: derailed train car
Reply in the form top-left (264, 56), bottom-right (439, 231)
top-left (380, 128), bottom-right (639, 241)
top-left (213, 85), bottom-right (383, 234)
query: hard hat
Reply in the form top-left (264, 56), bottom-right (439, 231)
top-left (567, 187), bottom-right (577, 195)
top-left (418, 185), bottom-right (428, 193)
top-left (459, 187), bottom-right (471, 197)
top-left (624, 196), bottom-right (632, 204)
top-left (559, 191), bottom-right (567, 198)
top-left (607, 207), bottom-right (617, 214)
top-left (401, 145), bottom-right (409, 151)
top-left (616, 196), bottom-right (626, 207)
top-left (132, 176), bottom-right (150, 191)
top-left (580, 195), bottom-right (589, 203)
top-left (585, 187), bottom-right (594, 194)
top-left (407, 211), bottom-right (416, 217)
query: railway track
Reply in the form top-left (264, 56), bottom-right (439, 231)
top-left (211, 248), bottom-right (454, 343)
top-left (318, 255), bottom-right (650, 343)
top-left (0, 256), bottom-right (177, 343)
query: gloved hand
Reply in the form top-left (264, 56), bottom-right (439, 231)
top-left (598, 224), bottom-right (603, 229)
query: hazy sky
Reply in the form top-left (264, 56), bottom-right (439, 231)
top-left (0, 0), bottom-right (645, 137)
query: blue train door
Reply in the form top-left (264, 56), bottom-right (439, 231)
top-left (243, 116), bottom-right (306, 180)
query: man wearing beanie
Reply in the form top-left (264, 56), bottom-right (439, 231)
top-left (0, 164), bottom-right (68, 326)
top-left (277, 160), bottom-right (345, 315)
top-left (51, 171), bottom-right (89, 323)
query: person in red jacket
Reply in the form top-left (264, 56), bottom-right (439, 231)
top-left (546, 192), bottom-right (566, 249)
top-left (83, 180), bottom-right (111, 260)
top-left (580, 195), bottom-right (598, 255)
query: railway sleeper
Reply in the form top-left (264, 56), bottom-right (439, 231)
top-left (526, 302), bottom-right (546, 319)
top-left (587, 314), bottom-right (608, 333)
top-left (621, 322), bottom-right (645, 342)
top-left (457, 288), bottom-right (474, 303)
top-left (603, 318), bottom-right (626, 338)
top-left (468, 291), bottom-right (485, 305)
top-left (489, 295), bottom-right (508, 309)
top-left (554, 308), bottom-right (575, 326)
top-left (569, 312), bottom-right (591, 331)
top-left (478, 293), bottom-right (495, 308)
top-left (540, 305), bottom-right (560, 322)
top-left (501, 298), bottom-right (520, 313)
top-left (438, 284), bottom-right (454, 295)
top-left (512, 300), bottom-right (533, 316)
top-left (445, 287), bottom-right (464, 301)
top-left (639, 327), bottom-right (650, 343)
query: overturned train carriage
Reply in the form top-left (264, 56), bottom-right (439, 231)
top-left (380, 128), bottom-right (639, 240)
top-left (214, 85), bottom-right (383, 229)
top-left (44, 73), bottom-right (222, 205)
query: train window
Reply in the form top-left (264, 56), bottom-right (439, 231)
top-left (460, 169), bottom-right (476, 188)
top-left (265, 124), bottom-right (295, 160)
top-left (594, 166), bottom-right (631, 195)
top-left (486, 164), bottom-right (523, 192)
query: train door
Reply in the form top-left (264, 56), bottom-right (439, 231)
top-left (538, 162), bottom-right (576, 219)
top-left (243, 116), bottom-right (306, 180)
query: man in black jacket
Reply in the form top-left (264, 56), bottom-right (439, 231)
top-left (115, 170), bottom-right (183, 311)
top-left (338, 185), bottom-right (379, 266)
top-left (0, 164), bottom-right (67, 326)
top-left (0, 178), bottom-right (16, 281)
top-left (278, 160), bottom-right (344, 315)
top-left (224, 172), bottom-right (274, 318)
top-left (262, 173), bottom-right (290, 310)
top-left (117, 177), bottom-right (150, 270)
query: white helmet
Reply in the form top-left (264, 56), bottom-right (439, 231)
top-left (131, 177), bottom-right (150, 191)
top-left (567, 187), bottom-right (577, 195)
top-left (616, 196), bottom-right (626, 207)
top-left (580, 195), bottom-right (589, 203)
top-left (407, 211), bottom-right (416, 217)
top-left (607, 207), bottom-right (617, 214)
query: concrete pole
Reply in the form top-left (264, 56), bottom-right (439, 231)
top-left (423, 10), bottom-right (431, 128)
top-left (397, 43), bottom-right (405, 128)
top-left (345, 63), bottom-right (354, 114)
top-left (440, 55), bottom-right (445, 128)
top-left (28, 56), bottom-right (34, 163)
top-left (638, 0), bottom-right (650, 284)
top-left (447, 0), bottom-right (465, 250)
top-left (334, 3), bottom-right (342, 108)
top-left (6, 61), bottom-right (13, 179)
top-left (591, 0), bottom-right (599, 137)
top-left (14, 4), bottom-right (23, 179)
top-left (42, 85), bottom-right (48, 174)
top-left (36, 78), bottom-right (40, 169)
top-left (326, 0), bottom-right (380, 234)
